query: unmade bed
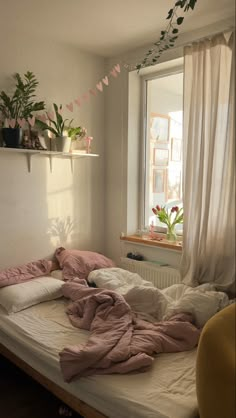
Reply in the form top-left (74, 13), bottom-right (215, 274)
top-left (0, 298), bottom-right (199, 418)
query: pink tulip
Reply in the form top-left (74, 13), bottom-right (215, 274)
top-left (152, 208), bottom-right (157, 215)
top-left (156, 205), bottom-right (161, 211)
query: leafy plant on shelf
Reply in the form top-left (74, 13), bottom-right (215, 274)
top-left (36, 103), bottom-right (73, 137)
top-left (0, 71), bottom-right (45, 124)
top-left (67, 126), bottom-right (87, 140)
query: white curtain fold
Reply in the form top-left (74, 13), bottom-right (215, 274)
top-left (181, 32), bottom-right (235, 294)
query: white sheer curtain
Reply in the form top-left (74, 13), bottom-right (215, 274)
top-left (181, 32), bottom-right (235, 294)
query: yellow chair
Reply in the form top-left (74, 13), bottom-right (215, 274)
top-left (196, 303), bottom-right (236, 418)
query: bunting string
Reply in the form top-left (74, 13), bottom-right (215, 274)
top-left (1, 2), bottom-right (199, 129)
top-left (2, 63), bottom-right (123, 128)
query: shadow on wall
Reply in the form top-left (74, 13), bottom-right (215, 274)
top-left (47, 216), bottom-right (78, 248)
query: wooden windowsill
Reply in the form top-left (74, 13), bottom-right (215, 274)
top-left (120, 234), bottom-right (182, 251)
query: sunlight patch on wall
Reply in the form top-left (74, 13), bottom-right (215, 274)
top-left (46, 160), bottom-right (75, 248)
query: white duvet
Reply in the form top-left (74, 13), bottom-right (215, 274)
top-left (88, 268), bottom-right (229, 327)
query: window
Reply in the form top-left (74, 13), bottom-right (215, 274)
top-left (143, 70), bottom-right (183, 233)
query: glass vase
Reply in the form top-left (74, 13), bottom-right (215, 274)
top-left (166, 224), bottom-right (177, 242)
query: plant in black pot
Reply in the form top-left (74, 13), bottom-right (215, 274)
top-left (36, 103), bottom-right (73, 152)
top-left (0, 71), bottom-right (45, 148)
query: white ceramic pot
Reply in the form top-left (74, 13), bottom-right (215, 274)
top-left (55, 136), bottom-right (71, 153)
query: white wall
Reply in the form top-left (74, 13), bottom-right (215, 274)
top-left (0, 33), bottom-right (105, 269)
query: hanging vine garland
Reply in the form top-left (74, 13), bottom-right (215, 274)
top-left (134, 0), bottom-right (198, 71)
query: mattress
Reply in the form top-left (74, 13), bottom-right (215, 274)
top-left (0, 298), bottom-right (198, 418)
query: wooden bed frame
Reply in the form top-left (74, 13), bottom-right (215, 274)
top-left (0, 342), bottom-right (107, 418)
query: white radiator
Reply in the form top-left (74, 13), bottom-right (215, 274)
top-left (119, 257), bottom-right (181, 289)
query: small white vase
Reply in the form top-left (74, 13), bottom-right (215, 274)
top-left (55, 136), bottom-right (71, 153)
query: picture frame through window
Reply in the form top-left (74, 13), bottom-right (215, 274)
top-left (153, 168), bottom-right (166, 194)
top-left (153, 148), bottom-right (169, 166)
top-left (167, 167), bottom-right (181, 200)
top-left (150, 113), bottom-right (170, 142)
top-left (171, 137), bottom-right (182, 162)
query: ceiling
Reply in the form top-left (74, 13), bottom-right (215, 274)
top-left (0, 0), bottom-right (234, 57)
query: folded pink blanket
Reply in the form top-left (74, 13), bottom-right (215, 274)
top-left (59, 280), bottom-right (200, 382)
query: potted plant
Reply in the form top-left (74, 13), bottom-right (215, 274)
top-left (36, 103), bottom-right (73, 153)
top-left (67, 125), bottom-right (87, 152)
top-left (0, 71), bottom-right (45, 148)
top-left (67, 126), bottom-right (87, 140)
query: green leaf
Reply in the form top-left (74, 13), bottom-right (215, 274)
top-left (36, 119), bottom-right (50, 131)
top-left (188, 0), bottom-right (197, 10)
top-left (36, 119), bottom-right (58, 137)
top-left (51, 119), bottom-right (59, 131)
top-left (53, 103), bottom-right (63, 133)
top-left (166, 8), bottom-right (173, 19)
top-left (177, 16), bottom-right (184, 24)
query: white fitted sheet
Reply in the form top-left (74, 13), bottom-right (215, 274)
top-left (0, 299), bottom-right (198, 418)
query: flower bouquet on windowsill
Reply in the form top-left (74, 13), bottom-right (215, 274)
top-left (152, 205), bottom-right (183, 242)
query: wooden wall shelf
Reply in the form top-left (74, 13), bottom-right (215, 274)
top-left (0, 147), bottom-right (99, 172)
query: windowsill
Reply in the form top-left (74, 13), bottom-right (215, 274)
top-left (120, 234), bottom-right (182, 251)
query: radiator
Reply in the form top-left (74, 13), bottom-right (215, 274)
top-left (119, 257), bottom-right (181, 289)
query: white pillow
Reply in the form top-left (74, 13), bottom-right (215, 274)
top-left (0, 276), bottom-right (63, 314)
top-left (163, 284), bottom-right (229, 327)
top-left (50, 269), bottom-right (64, 280)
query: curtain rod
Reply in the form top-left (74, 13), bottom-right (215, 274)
top-left (182, 27), bottom-right (235, 48)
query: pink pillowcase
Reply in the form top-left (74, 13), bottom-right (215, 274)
top-left (55, 247), bottom-right (115, 281)
top-left (0, 259), bottom-right (53, 288)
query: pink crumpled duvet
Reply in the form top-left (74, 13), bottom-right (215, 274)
top-left (59, 279), bottom-right (200, 382)
top-left (0, 259), bottom-right (53, 288)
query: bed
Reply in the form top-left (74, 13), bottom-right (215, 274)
top-left (0, 250), bottom-right (229, 418)
top-left (0, 298), bottom-right (199, 418)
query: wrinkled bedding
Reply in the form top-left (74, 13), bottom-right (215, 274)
top-left (59, 279), bottom-right (200, 382)
top-left (0, 259), bottom-right (53, 288)
top-left (0, 300), bottom-right (199, 418)
top-left (88, 268), bottom-right (229, 327)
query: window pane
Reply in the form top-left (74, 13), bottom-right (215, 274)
top-left (144, 72), bottom-right (183, 232)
